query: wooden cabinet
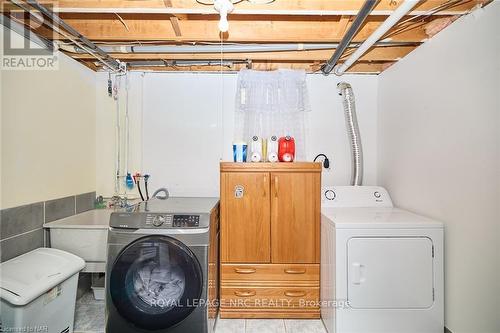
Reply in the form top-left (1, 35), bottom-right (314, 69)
top-left (221, 172), bottom-right (271, 263)
top-left (220, 162), bottom-right (321, 318)
top-left (271, 172), bottom-right (320, 263)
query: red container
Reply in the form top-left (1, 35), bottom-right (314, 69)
top-left (278, 136), bottom-right (295, 162)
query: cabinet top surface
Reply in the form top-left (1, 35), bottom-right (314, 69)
top-left (220, 162), bottom-right (322, 173)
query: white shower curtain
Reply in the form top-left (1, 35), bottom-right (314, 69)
top-left (234, 69), bottom-right (310, 160)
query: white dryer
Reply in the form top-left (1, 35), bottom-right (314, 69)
top-left (320, 186), bottom-right (444, 333)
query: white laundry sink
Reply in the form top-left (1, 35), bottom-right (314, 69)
top-left (43, 209), bottom-right (113, 273)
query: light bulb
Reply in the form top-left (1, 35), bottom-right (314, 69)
top-left (218, 13), bottom-right (229, 32)
top-left (214, 0), bottom-right (233, 33)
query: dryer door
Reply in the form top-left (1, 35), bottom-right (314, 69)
top-left (347, 237), bottom-right (434, 309)
top-left (109, 235), bottom-right (203, 330)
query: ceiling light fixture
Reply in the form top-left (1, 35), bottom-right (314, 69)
top-left (214, 0), bottom-right (234, 32)
top-left (197, 0), bottom-right (275, 4)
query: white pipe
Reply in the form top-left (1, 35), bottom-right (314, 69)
top-left (125, 72), bottom-right (130, 178)
top-left (114, 82), bottom-right (121, 195)
top-left (334, 0), bottom-right (419, 76)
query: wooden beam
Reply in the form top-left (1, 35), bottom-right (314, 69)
top-left (336, 15), bottom-right (351, 38)
top-left (49, 14), bottom-right (431, 43)
top-left (67, 46), bottom-right (417, 62)
top-left (163, 0), bottom-right (182, 37)
top-left (37, 0), bottom-right (487, 16)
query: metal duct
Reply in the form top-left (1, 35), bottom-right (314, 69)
top-left (338, 82), bottom-right (363, 186)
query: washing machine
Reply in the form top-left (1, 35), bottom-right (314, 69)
top-left (320, 186), bottom-right (444, 333)
top-left (106, 197), bottom-right (219, 333)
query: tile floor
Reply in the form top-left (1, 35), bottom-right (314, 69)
top-left (216, 318), bottom-right (327, 333)
top-left (73, 292), bottom-right (327, 333)
top-left (74, 292), bottom-right (105, 333)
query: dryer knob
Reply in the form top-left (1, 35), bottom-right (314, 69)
top-left (325, 189), bottom-right (336, 201)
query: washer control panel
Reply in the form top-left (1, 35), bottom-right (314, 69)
top-left (146, 214), bottom-right (173, 227)
top-left (111, 213), bottom-right (208, 229)
top-left (145, 214), bottom-right (201, 228)
top-left (173, 215), bottom-right (200, 227)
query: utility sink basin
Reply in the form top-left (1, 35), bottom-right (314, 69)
top-left (43, 209), bottom-right (113, 272)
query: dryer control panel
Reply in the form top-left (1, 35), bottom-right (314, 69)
top-left (321, 186), bottom-right (393, 208)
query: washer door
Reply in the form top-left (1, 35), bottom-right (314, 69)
top-left (110, 235), bottom-right (203, 330)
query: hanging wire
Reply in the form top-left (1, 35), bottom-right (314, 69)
top-left (382, 0), bottom-right (468, 39)
top-left (220, 31), bottom-right (225, 159)
top-left (114, 13), bottom-right (130, 31)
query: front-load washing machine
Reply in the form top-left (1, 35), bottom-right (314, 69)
top-left (320, 186), bottom-right (444, 333)
top-left (106, 197), bottom-right (219, 333)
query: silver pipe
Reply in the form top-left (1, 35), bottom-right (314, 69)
top-left (60, 41), bottom-right (416, 54)
top-left (0, 15), bottom-right (53, 51)
top-left (70, 43), bottom-right (341, 54)
top-left (334, 0), bottom-right (418, 75)
top-left (338, 82), bottom-right (363, 186)
top-left (22, 0), bottom-right (121, 71)
top-left (321, 0), bottom-right (378, 75)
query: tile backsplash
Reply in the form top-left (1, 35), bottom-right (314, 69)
top-left (0, 191), bottom-right (96, 262)
top-left (45, 195), bottom-right (76, 223)
top-left (76, 192), bottom-right (97, 214)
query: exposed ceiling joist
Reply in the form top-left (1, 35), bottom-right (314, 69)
top-left (48, 14), bottom-right (432, 43)
top-left (33, 0), bottom-right (486, 16)
top-left (163, 0), bottom-right (182, 36)
top-left (3, 0), bottom-right (489, 73)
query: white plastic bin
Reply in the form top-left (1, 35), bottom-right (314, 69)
top-left (0, 248), bottom-right (85, 333)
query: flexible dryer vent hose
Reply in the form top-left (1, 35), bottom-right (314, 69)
top-left (338, 82), bottom-right (363, 186)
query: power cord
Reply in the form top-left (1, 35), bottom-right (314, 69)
top-left (313, 153), bottom-right (330, 169)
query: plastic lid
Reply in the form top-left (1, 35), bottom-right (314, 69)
top-left (0, 248), bottom-right (85, 306)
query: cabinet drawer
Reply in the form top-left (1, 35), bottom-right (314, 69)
top-left (221, 286), bottom-right (319, 308)
top-left (222, 264), bottom-right (319, 282)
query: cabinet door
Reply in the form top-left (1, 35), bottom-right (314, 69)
top-left (271, 172), bottom-right (320, 264)
top-left (221, 172), bottom-right (271, 263)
